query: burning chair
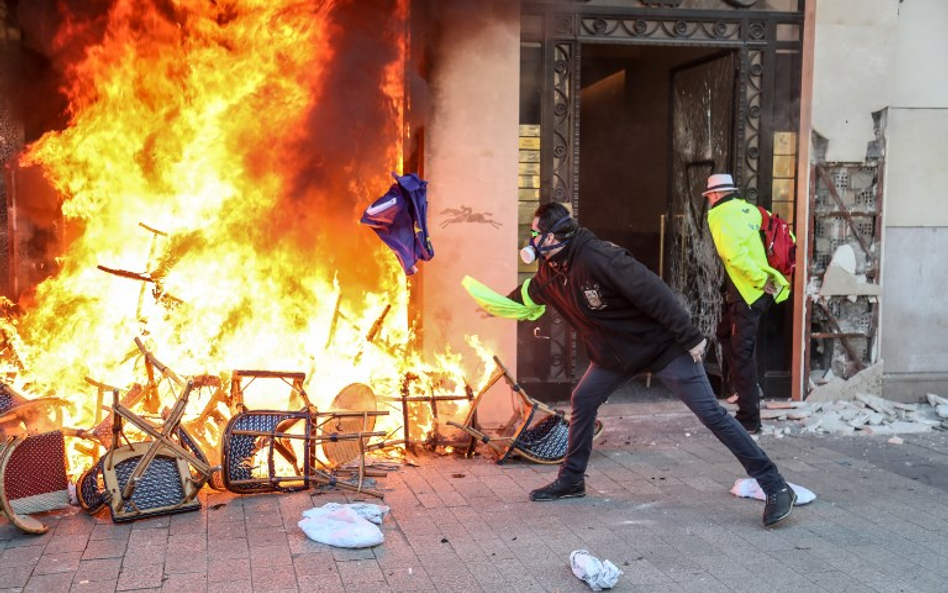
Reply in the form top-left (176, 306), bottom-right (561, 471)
top-left (220, 377), bottom-right (389, 499)
top-left (75, 340), bottom-right (215, 522)
top-left (76, 383), bottom-right (214, 522)
top-left (447, 356), bottom-right (603, 465)
top-left (0, 384), bottom-right (71, 534)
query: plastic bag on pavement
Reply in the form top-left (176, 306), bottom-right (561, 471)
top-left (298, 503), bottom-right (389, 548)
top-left (729, 478), bottom-right (816, 505)
top-left (310, 502), bottom-right (390, 524)
top-left (570, 550), bottom-right (622, 591)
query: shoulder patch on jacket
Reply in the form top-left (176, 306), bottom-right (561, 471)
top-left (582, 282), bottom-right (606, 310)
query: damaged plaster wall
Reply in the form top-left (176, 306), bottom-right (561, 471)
top-left (812, 0), bottom-right (898, 163)
top-left (421, 1), bottom-right (520, 423)
top-left (811, 0), bottom-right (948, 402)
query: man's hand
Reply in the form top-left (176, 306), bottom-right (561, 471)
top-left (689, 338), bottom-right (707, 364)
top-left (763, 277), bottom-right (779, 295)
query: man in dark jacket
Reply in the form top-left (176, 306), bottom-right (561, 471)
top-left (509, 202), bottom-right (796, 527)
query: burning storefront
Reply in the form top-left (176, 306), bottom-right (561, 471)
top-left (0, 0), bottom-right (532, 528)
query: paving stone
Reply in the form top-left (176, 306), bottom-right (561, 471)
top-left (207, 579), bottom-right (254, 593)
top-left (164, 549), bottom-right (208, 574)
top-left (72, 558), bottom-right (122, 583)
top-left (247, 543), bottom-right (292, 569)
top-left (0, 544), bottom-right (44, 567)
top-left (250, 564), bottom-right (299, 592)
top-left (90, 522), bottom-right (131, 542)
top-left (0, 564), bottom-right (34, 589)
top-left (161, 572), bottom-right (207, 593)
top-left (207, 537), bottom-right (249, 561)
top-left (45, 534), bottom-right (91, 554)
top-left (295, 573), bottom-right (346, 591)
top-left (81, 536), bottom-right (128, 560)
top-left (70, 577), bottom-right (118, 593)
top-left (22, 571), bottom-right (74, 593)
top-left (35, 550), bottom-right (83, 575)
top-left (116, 563), bottom-right (163, 590)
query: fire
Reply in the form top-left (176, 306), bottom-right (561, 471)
top-left (4, 0), bottom-right (491, 474)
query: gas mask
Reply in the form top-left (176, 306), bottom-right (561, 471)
top-left (519, 215), bottom-right (573, 264)
top-left (519, 241), bottom-right (541, 265)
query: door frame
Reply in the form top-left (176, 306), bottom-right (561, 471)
top-left (519, 3), bottom-right (804, 396)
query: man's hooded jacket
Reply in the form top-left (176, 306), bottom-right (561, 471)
top-left (510, 227), bottom-right (704, 375)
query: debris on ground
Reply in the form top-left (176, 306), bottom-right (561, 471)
top-left (748, 392), bottom-right (948, 438)
top-left (569, 549), bottom-right (622, 591)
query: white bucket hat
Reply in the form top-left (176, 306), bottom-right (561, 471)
top-left (701, 173), bottom-right (738, 196)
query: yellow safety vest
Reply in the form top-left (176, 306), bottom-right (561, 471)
top-left (708, 198), bottom-right (790, 305)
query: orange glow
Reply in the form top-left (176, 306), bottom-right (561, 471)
top-left (5, 0), bottom-right (489, 474)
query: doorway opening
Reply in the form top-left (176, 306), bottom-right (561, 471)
top-left (579, 44), bottom-right (729, 276)
top-left (578, 43), bottom-right (734, 400)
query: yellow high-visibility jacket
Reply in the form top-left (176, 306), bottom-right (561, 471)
top-left (708, 197), bottom-right (790, 305)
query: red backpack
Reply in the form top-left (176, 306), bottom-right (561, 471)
top-left (757, 205), bottom-right (796, 278)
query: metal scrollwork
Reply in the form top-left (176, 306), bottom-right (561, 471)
top-left (748, 21), bottom-right (766, 40)
top-left (551, 42), bottom-right (575, 214)
top-left (631, 20), bottom-right (649, 35)
top-left (741, 49), bottom-right (764, 200)
top-left (555, 15), bottom-right (574, 36)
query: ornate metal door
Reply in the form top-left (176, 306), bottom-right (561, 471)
top-left (668, 52), bottom-right (735, 339)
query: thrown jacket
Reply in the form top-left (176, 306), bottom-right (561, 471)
top-left (510, 228), bottom-right (704, 375)
top-left (360, 173), bottom-right (434, 275)
top-left (707, 195), bottom-right (790, 305)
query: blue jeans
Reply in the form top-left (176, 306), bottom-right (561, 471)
top-left (559, 354), bottom-right (784, 495)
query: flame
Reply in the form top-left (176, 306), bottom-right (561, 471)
top-left (5, 0), bottom-right (491, 473)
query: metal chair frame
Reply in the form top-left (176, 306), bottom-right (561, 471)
top-left (448, 356), bottom-right (602, 465)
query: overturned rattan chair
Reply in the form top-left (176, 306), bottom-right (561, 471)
top-left (0, 384), bottom-right (72, 534)
top-left (1, 431), bottom-right (70, 535)
top-left (91, 380), bottom-right (214, 522)
top-left (77, 339), bottom-right (216, 523)
top-left (447, 356), bottom-right (602, 465)
top-left (220, 381), bottom-right (389, 499)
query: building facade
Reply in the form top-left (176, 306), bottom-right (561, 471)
top-left (421, 0), bottom-right (948, 403)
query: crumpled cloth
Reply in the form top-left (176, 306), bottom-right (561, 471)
top-left (730, 478), bottom-right (816, 505)
top-left (315, 502), bottom-right (390, 524)
top-left (298, 503), bottom-right (391, 548)
top-left (570, 550), bottom-right (622, 591)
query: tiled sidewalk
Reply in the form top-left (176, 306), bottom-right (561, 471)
top-left (3, 399), bottom-right (948, 592)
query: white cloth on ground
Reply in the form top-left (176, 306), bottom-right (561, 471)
top-left (570, 550), bottom-right (622, 591)
top-left (730, 478), bottom-right (816, 505)
top-left (298, 503), bottom-right (391, 548)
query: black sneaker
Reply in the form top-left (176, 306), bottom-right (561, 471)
top-left (741, 421), bottom-right (762, 435)
top-left (762, 484), bottom-right (797, 527)
top-left (529, 477), bottom-right (585, 502)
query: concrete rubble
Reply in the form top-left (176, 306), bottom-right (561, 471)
top-left (752, 391), bottom-right (948, 439)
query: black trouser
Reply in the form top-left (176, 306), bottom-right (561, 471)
top-left (558, 357), bottom-right (784, 495)
top-left (717, 282), bottom-right (772, 429)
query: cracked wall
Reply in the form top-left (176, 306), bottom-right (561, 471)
top-left (810, 0), bottom-right (948, 402)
